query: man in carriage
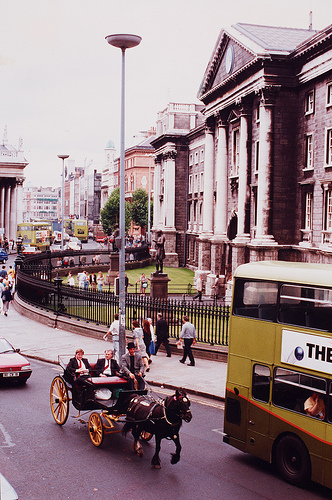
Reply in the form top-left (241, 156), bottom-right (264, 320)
top-left (119, 342), bottom-right (145, 390)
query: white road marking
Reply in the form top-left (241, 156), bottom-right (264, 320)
top-left (0, 423), bottom-right (15, 448)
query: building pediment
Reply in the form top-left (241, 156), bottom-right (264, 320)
top-left (198, 23), bottom-right (317, 102)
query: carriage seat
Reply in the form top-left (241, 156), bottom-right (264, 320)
top-left (87, 376), bottom-right (129, 387)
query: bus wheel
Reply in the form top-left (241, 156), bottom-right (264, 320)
top-left (275, 435), bottom-right (311, 487)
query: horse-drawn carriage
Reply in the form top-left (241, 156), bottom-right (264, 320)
top-left (50, 355), bottom-right (192, 467)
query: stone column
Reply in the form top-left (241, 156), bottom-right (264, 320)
top-left (235, 108), bottom-right (250, 240)
top-left (215, 116), bottom-right (228, 236)
top-left (163, 147), bottom-right (177, 229)
top-left (10, 183), bottom-right (17, 241)
top-left (0, 185), bottom-right (5, 230)
top-left (202, 122), bottom-right (214, 235)
top-left (16, 178), bottom-right (24, 225)
top-left (5, 185), bottom-right (11, 240)
top-left (153, 157), bottom-right (162, 228)
top-left (253, 87), bottom-right (277, 244)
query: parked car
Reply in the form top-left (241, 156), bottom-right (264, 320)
top-left (0, 473), bottom-right (18, 499)
top-left (22, 246), bottom-right (41, 254)
top-left (0, 337), bottom-right (32, 384)
top-left (65, 237), bottom-right (82, 251)
top-left (0, 249), bottom-right (8, 263)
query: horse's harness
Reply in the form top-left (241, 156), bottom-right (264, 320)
top-left (127, 395), bottom-right (185, 427)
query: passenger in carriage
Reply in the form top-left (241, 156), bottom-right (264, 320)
top-left (94, 349), bottom-right (119, 377)
top-left (64, 348), bottom-right (92, 383)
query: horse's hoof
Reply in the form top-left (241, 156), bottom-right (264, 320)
top-left (137, 449), bottom-right (144, 458)
top-left (171, 454), bottom-right (179, 464)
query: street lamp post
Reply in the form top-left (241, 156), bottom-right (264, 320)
top-left (58, 154), bottom-right (69, 251)
top-left (105, 33), bottom-right (141, 360)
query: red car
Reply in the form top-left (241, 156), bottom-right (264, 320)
top-left (0, 337), bottom-right (32, 384)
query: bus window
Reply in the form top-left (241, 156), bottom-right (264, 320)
top-left (233, 279), bottom-right (278, 320)
top-left (279, 284), bottom-right (332, 331)
top-left (273, 367), bottom-right (326, 416)
top-left (252, 364), bottom-right (270, 403)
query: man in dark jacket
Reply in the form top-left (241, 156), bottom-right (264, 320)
top-left (1, 286), bottom-right (12, 316)
top-left (94, 349), bottom-right (119, 377)
top-left (64, 348), bottom-right (92, 384)
top-left (120, 342), bottom-right (145, 390)
top-left (154, 312), bottom-right (171, 357)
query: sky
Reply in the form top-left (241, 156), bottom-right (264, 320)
top-left (0, 0), bottom-right (331, 187)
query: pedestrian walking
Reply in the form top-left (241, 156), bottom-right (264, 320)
top-left (103, 313), bottom-right (120, 363)
top-left (132, 320), bottom-right (150, 371)
top-left (136, 272), bottom-right (148, 294)
top-left (1, 286), bottom-right (13, 316)
top-left (154, 312), bottom-right (171, 357)
top-left (142, 318), bottom-right (152, 364)
top-left (193, 274), bottom-right (203, 302)
top-left (67, 272), bottom-right (75, 287)
top-left (89, 272), bottom-right (97, 291)
top-left (97, 271), bottom-right (104, 292)
top-left (179, 315), bottom-right (197, 366)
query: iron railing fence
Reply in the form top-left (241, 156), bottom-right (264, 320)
top-left (16, 269), bottom-right (229, 346)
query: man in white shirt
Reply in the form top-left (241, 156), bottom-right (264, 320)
top-left (103, 313), bottom-right (121, 362)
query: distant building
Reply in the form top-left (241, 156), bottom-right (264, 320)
top-left (101, 139), bottom-right (117, 209)
top-left (23, 186), bottom-right (60, 222)
top-left (0, 129), bottom-right (28, 240)
top-left (151, 103), bottom-right (204, 266)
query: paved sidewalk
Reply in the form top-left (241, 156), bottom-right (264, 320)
top-left (1, 305), bottom-right (226, 401)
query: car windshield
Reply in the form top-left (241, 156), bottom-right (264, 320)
top-left (0, 338), bottom-right (15, 354)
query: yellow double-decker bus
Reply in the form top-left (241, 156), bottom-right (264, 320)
top-left (65, 219), bottom-right (88, 243)
top-left (224, 261), bottom-right (332, 489)
top-left (17, 222), bottom-right (52, 251)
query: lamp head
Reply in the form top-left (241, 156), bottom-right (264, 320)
top-left (105, 34), bottom-right (141, 50)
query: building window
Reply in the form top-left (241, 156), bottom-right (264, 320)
top-left (195, 151), bottom-right (199, 164)
top-left (199, 172), bottom-right (204, 193)
top-left (326, 128), bottom-right (332, 166)
top-left (188, 174), bottom-right (193, 194)
top-left (189, 153), bottom-right (193, 166)
top-left (256, 103), bottom-right (260, 123)
top-left (326, 190), bottom-right (332, 231)
top-left (305, 191), bottom-right (313, 230)
top-left (305, 134), bottom-right (313, 170)
top-left (327, 83), bottom-right (332, 107)
top-left (200, 149), bottom-right (204, 162)
top-left (255, 141), bottom-right (259, 173)
top-left (232, 129), bottom-right (240, 176)
top-left (305, 90), bottom-right (314, 114)
top-left (194, 173), bottom-right (198, 193)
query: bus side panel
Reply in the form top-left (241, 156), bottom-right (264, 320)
top-left (224, 355), bottom-right (251, 446)
top-left (229, 317), bottom-right (275, 366)
top-left (247, 400), bottom-right (271, 462)
top-left (322, 423), bottom-right (332, 488)
top-left (270, 408), bottom-right (325, 485)
top-left (224, 388), bottom-right (248, 450)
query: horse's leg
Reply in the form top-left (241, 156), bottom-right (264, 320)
top-left (170, 433), bottom-right (181, 464)
top-left (151, 434), bottom-right (162, 469)
top-left (131, 426), bottom-right (143, 458)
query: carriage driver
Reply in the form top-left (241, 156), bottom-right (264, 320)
top-left (120, 342), bottom-right (145, 390)
top-left (94, 349), bottom-right (119, 377)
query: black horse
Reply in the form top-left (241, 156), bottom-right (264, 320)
top-left (123, 389), bottom-right (192, 468)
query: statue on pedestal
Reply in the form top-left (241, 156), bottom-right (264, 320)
top-left (153, 230), bottom-right (165, 274)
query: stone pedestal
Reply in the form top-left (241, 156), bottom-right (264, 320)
top-left (149, 273), bottom-right (170, 299)
top-left (106, 252), bottom-right (119, 285)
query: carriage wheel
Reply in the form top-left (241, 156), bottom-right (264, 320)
top-left (50, 376), bottom-right (70, 425)
top-left (89, 412), bottom-right (105, 447)
top-left (140, 430), bottom-right (153, 441)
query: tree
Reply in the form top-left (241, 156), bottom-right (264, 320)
top-left (131, 188), bottom-right (149, 229)
top-left (100, 187), bottom-right (131, 234)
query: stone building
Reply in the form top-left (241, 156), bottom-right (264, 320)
top-left (152, 103), bottom-right (204, 266)
top-left (101, 139), bottom-right (117, 209)
top-left (0, 130), bottom-right (27, 241)
top-left (23, 186), bottom-right (60, 222)
top-left (194, 22), bottom-right (332, 294)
